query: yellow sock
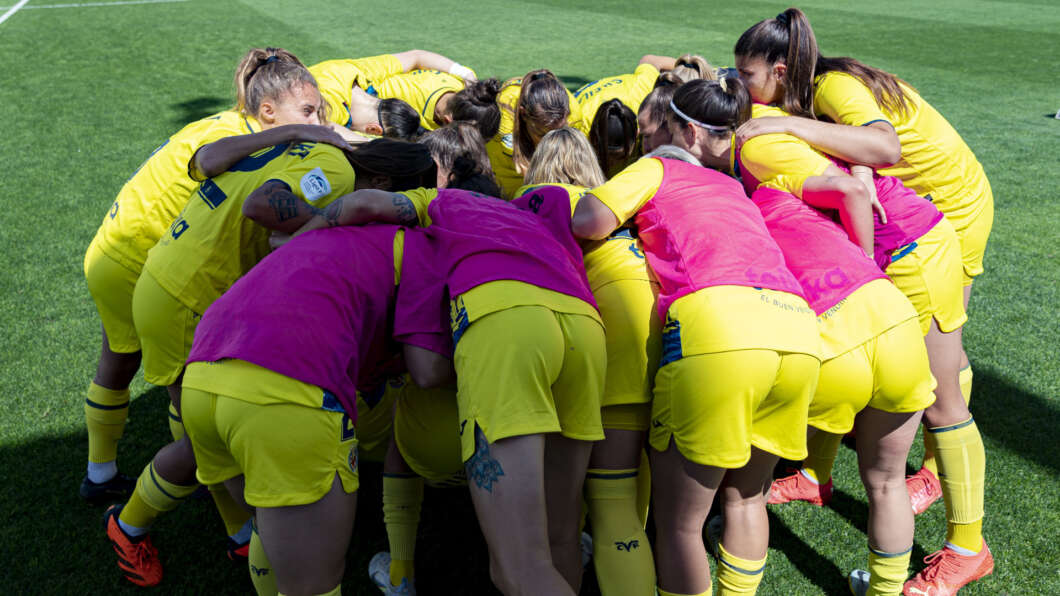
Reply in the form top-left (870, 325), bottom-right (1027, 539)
top-left (658, 588), bottom-right (712, 596)
top-left (383, 474), bottom-right (423, 586)
top-left (921, 428), bottom-right (939, 476)
top-left (85, 382), bottom-right (129, 464)
top-left (930, 417), bottom-right (985, 552)
top-left (586, 468), bottom-right (656, 595)
top-left (248, 525), bottom-right (278, 596)
top-left (120, 461), bottom-right (198, 529)
top-left (959, 365), bottom-right (973, 405)
top-left (168, 402), bottom-right (185, 442)
top-left (209, 483), bottom-right (252, 537)
top-left (635, 450), bottom-right (651, 528)
top-left (867, 545), bottom-right (911, 595)
top-left (717, 543), bottom-right (766, 595)
top-left (803, 431), bottom-right (842, 483)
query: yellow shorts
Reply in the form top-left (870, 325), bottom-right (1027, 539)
top-left (182, 388), bottom-right (359, 508)
top-left (886, 218), bottom-right (967, 335)
top-left (454, 305), bottom-right (606, 462)
top-left (811, 317), bottom-right (936, 433)
top-left (650, 350), bottom-right (819, 468)
top-left (84, 237), bottom-right (141, 353)
top-left (393, 377), bottom-right (465, 483)
top-left (354, 380), bottom-right (398, 463)
top-left (132, 271), bottom-right (199, 386)
top-left (594, 279), bottom-right (662, 409)
top-left (947, 184), bottom-right (994, 285)
top-left (601, 403), bottom-right (652, 432)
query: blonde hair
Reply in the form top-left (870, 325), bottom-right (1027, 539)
top-left (233, 47), bottom-right (324, 121)
top-left (655, 53), bottom-right (718, 88)
top-left (524, 127), bottom-right (606, 188)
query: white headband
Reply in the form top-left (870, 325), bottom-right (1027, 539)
top-left (669, 100), bottom-right (731, 133)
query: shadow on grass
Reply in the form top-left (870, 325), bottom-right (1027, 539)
top-left (971, 367), bottom-right (1060, 477)
top-left (0, 386), bottom-right (502, 595)
top-left (171, 96), bottom-right (230, 126)
top-left (766, 510), bottom-right (847, 593)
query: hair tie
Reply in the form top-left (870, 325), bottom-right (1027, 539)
top-left (675, 60), bottom-right (699, 73)
top-left (265, 55), bottom-right (280, 64)
top-left (775, 12), bottom-right (789, 26)
top-left (669, 100), bottom-right (731, 133)
top-left (529, 71), bottom-right (549, 82)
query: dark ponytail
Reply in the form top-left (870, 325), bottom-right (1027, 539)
top-left (669, 76), bottom-right (752, 135)
top-left (446, 154), bottom-right (502, 196)
top-left (420, 123), bottom-right (501, 196)
top-left (346, 138), bottom-right (436, 191)
top-left (378, 98), bottom-right (426, 141)
top-left (588, 99), bottom-right (638, 175)
top-left (449, 78), bottom-right (502, 140)
top-left (733, 7), bottom-right (818, 117)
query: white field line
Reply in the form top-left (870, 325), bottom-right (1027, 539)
top-left (1, 0), bottom-right (186, 10)
top-left (0, 0), bottom-right (30, 26)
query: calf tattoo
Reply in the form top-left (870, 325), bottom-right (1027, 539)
top-left (466, 426), bottom-right (504, 493)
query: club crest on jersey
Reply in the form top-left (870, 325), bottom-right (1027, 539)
top-left (501, 133), bottom-right (513, 150)
top-left (300, 167), bottom-right (332, 202)
top-left (615, 539), bottom-right (640, 551)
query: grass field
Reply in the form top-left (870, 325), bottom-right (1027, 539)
top-left (0, 0), bottom-right (1058, 593)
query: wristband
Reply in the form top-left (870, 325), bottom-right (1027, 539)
top-left (448, 63), bottom-right (475, 81)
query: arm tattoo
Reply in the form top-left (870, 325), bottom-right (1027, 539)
top-left (391, 193), bottom-right (419, 226)
top-left (320, 200), bottom-right (342, 227)
top-left (263, 181), bottom-right (305, 223)
top-left (466, 425), bottom-right (504, 493)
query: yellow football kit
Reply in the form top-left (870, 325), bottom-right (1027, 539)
top-left (814, 71), bottom-right (993, 282)
top-left (487, 78), bottom-right (588, 198)
top-left (452, 281), bottom-right (605, 461)
top-left (310, 55), bottom-right (405, 128)
top-left (372, 68), bottom-right (470, 132)
top-left (573, 63), bottom-right (659, 132)
top-left (136, 142), bottom-right (356, 385)
top-left (85, 111), bottom-right (260, 352)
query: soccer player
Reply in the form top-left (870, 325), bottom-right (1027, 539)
top-left (180, 217), bottom-right (435, 596)
top-left (310, 50), bottom-right (475, 140)
top-left (485, 69), bottom-right (587, 198)
top-left (82, 48), bottom-right (355, 562)
top-left (570, 86), bottom-right (822, 595)
top-left (517, 127), bottom-right (661, 596)
top-left (103, 138), bottom-right (434, 587)
top-left (635, 85), bottom-right (677, 155)
top-left (734, 11), bottom-right (993, 592)
top-left (369, 66), bottom-right (507, 140)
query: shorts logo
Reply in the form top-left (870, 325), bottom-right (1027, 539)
top-left (300, 167), bottom-right (332, 202)
top-left (250, 565), bottom-right (270, 577)
top-left (615, 539), bottom-right (640, 551)
top-left (348, 445), bottom-right (358, 473)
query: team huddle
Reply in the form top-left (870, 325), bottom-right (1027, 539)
top-left (79, 7), bottom-right (995, 596)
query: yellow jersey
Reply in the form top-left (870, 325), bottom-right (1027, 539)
top-left (310, 55), bottom-right (405, 129)
top-left (487, 78), bottom-right (588, 199)
top-left (95, 111), bottom-right (260, 272)
top-left (514, 183), bottom-right (652, 291)
top-left (813, 71), bottom-right (991, 225)
top-left (144, 142), bottom-right (356, 314)
top-left (737, 104), bottom-right (832, 196)
top-left (573, 63), bottom-right (659, 131)
top-left (371, 68), bottom-right (470, 132)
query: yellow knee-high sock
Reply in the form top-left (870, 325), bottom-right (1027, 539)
top-left (635, 451), bottom-right (651, 528)
top-left (921, 428), bottom-right (939, 476)
top-left (959, 365), bottom-right (973, 406)
top-left (930, 417), bottom-right (985, 552)
top-left (658, 588), bottom-right (712, 596)
top-left (717, 543), bottom-right (767, 595)
top-left (803, 431), bottom-right (842, 483)
top-left (867, 545), bottom-right (911, 595)
top-left (248, 524), bottom-right (277, 596)
top-left (168, 403), bottom-right (185, 442)
top-left (383, 474), bottom-right (423, 587)
top-left (586, 468), bottom-right (656, 596)
top-left (85, 383), bottom-right (129, 465)
top-left (120, 461), bottom-right (198, 530)
top-left (209, 483), bottom-right (252, 538)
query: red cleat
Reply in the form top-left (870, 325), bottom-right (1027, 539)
top-left (907, 467), bottom-right (942, 515)
top-left (104, 504), bottom-right (162, 587)
top-left (903, 541), bottom-right (993, 595)
top-left (767, 470), bottom-right (833, 506)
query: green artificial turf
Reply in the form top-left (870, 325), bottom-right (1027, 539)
top-left (0, 0), bottom-right (1057, 593)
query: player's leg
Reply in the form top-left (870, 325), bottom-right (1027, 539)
top-left (544, 433), bottom-right (594, 592)
top-left (372, 436), bottom-right (424, 594)
top-left (256, 474), bottom-right (356, 596)
top-left (717, 448), bottom-right (779, 595)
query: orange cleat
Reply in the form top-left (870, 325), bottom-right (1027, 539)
top-left (903, 541), bottom-right (993, 595)
top-left (767, 470), bottom-right (833, 506)
top-left (906, 467), bottom-right (942, 515)
top-left (104, 504), bottom-right (162, 587)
